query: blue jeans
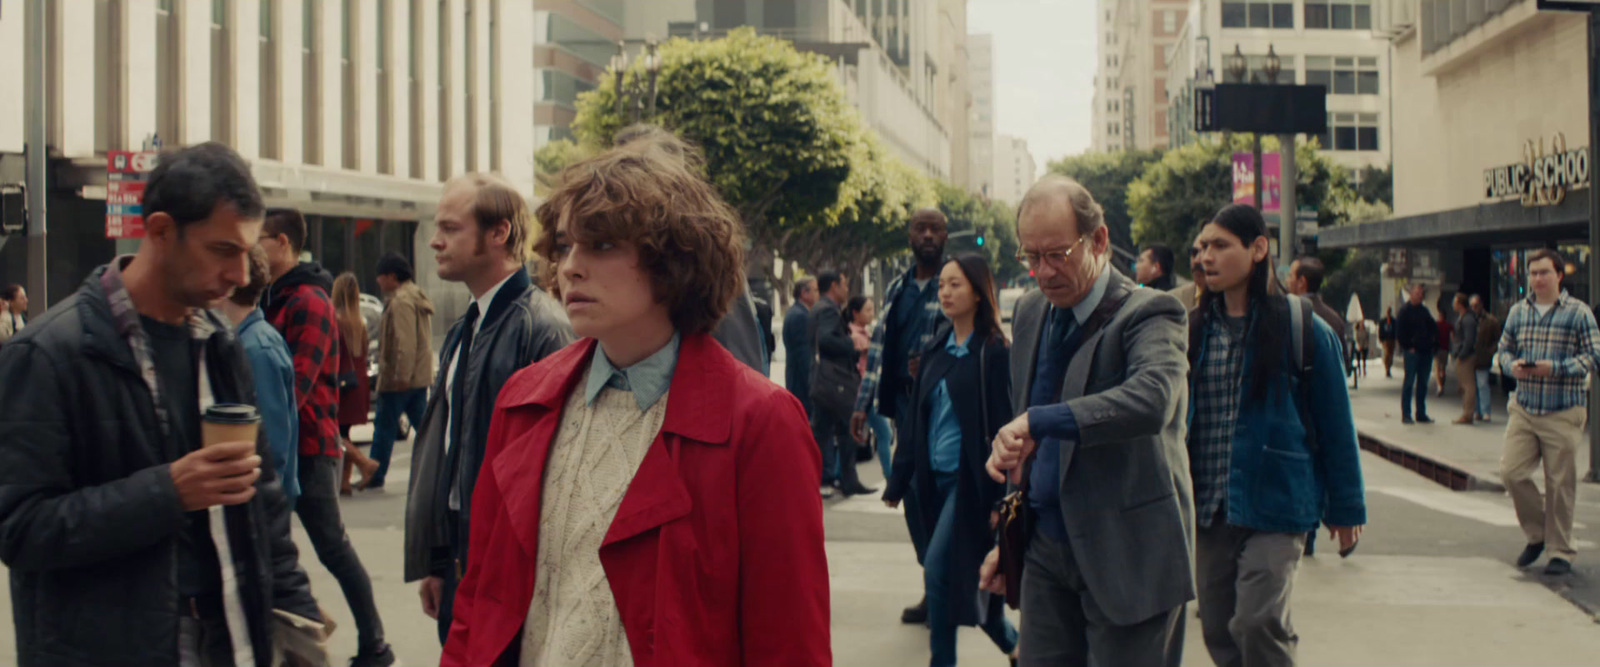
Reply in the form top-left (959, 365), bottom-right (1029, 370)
top-left (926, 471), bottom-right (1017, 667)
top-left (370, 388), bottom-right (428, 486)
top-left (869, 413), bottom-right (893, 480)
top-left (1402, 351), bottom-right (1433, 419)
top-left (1475, 368), bottom-right (1493, 418)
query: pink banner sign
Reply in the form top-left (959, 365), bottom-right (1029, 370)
top-left (1231, 152), bottom-right (1282, 213)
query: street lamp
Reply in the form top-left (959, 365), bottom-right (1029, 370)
top-left (612, 37), bottom-right (663, 124)
top-left (1264, 44), bottom-right (1282, 84)
top-left (1227, 45), bottom-right (1247, 84)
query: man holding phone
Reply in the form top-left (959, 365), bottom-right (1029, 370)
top-left (0, 143), bottom-right (322, 666)
top-left (1495, 249), bottom-right (1600, 577)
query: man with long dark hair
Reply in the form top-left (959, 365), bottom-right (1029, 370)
top-left (983, 176), bottom-right (1194, 666)
top-left (1187, 203), bottom-right (1365, 667)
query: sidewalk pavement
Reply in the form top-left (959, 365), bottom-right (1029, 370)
top-left (1347, 366), bottom-right (1599, 504)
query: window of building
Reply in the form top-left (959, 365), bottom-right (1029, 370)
top-left (157, 0), bottom-right (178, 146)
top-left (1315, 112), bottom-right (1379, 151)
top-left (1163, 10), bottom-right (1177, 33)
top-left (303, 0), bottom-right (320, 164)
top-left (342, 0), bottom-right (357, 169)
top-left (764, 0), bottom-right (797, 30)
top-left (1304, 56), bottom-right (1379, 94)
top-left (261, 0), bottom-right (278, 159)
top-left (409, 0), bottom-right (422, 178)
top-left (376, 0), bottom-right (391, 173)
top-left (1222, 1), bottom-right (1292, 29)
top-left (1305, 1), bottom-right (1372, 30)
top-left (212, 0), bottom-right (232, 145)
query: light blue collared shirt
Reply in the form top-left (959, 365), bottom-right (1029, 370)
top-left (584, 333), bottom-right (681, 412)
top-left (928, 330), bottom-right (972, 474)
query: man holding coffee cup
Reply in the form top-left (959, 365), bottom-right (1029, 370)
top-left (0, 143), bottom-right (323, 667)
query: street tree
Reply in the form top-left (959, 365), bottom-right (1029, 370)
top-left (1128, 136), bottom-right (1353, 277)
top-left (936, 183), bottom-right (1025, 283)
top-left (1046, 149), bottom-right (1163, 263)
top-left (570, 28), bottom-right (860, 290)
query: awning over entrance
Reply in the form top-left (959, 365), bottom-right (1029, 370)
top-left (1318, 189), bottom-right (1590, 250)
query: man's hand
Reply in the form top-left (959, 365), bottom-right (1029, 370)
top-left (978, 548), bottom-right (1004, 595)
top-left (883, 498), bottom-right (900, 510)
top-left (1512, 359), bottom-right (1554, 380)
top-left (1328, 525), bottom-right (1362, 553)
top-left (850, 411), bottom-right (869, 444)
top-left (170, 441), bottom-right (261, 512)
top-left (420, 576), bottom-right (444, 619)
top-left (908, 352), bottom-right (922, 380)
top-left (986, 412), bottom-right (1036, 483)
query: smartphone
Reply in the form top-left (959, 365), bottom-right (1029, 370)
top-left (1518, 360), bottom-right (1538, 368)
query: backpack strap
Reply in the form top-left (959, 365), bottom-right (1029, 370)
top-left (1285, 295), bottom-right (1320, 455)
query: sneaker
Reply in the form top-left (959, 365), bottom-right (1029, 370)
top-left (1416, 416), bottom-right (1435, 424)
top-left (1545, 558), bottom-right (1573, 576)
top-left (820, 486), bottom-right (836, 499)
top-left (1516, 542), bottom-right (1545, 568)
top-left (1403, 416), bottom-right (1415, 425)
top-left (350, 645), bottom-right (397, 667)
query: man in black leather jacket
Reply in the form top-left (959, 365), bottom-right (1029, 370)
top-left (403, 172), bottom-right (575, 644)
top-left (0, 143), bottom-right (321, 667)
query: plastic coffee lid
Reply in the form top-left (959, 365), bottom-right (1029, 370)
top-left (204, 403), bottom-right (261, 424)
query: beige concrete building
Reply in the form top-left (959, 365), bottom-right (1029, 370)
top-left (992, 134), bottom-right (1037, 207)
top-left (535, 2), bottom-right (625, 147)
top-left (968, 33), bottom-right (996, 197)
top-left (625, 0), bottom-right (960, 182)
top-left (1319, 0), bottom-right (1593, 314)
top-left (1164, 0), bottom-right (1395, 173)
top-left (0, 0), bottom-right (539, 325)
top-left (1094, 0), bottom-right (1190, 152)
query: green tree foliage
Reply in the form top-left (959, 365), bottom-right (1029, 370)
top-left (935, 183), bottom-right (1024, 283)
top-left (1045, 150), bottom-right (1163, 262)
top-left (1355, 164), bottom-right (1394, 207)
top-left (573, 29), bottom-right (857, 239)
top-left (533, 139), bottom-right (590, 194)
top-left (1128, 136), bottom-right (1353, 277)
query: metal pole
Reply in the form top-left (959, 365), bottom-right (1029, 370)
top-left (1280, 133), bottom-right (1298, 270)
top-left (1253, 133), bottom-right (1263, 210)
top-left (25, 0), bottom-right (48, 315)
top-left (1586, 10), bottom-right (1600, 483)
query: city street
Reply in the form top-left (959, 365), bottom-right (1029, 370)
top-left (4, 346), bottom-right (1599, 666)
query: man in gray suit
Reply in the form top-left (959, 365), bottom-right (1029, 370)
top-left (982, 175), bottom-right (1194, 667)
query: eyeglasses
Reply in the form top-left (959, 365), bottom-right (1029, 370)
top-left (1016, 237), bottom-right (1087, 270)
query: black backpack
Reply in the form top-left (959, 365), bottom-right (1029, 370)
top-left (1285, 295), bottom-right (1320, 455)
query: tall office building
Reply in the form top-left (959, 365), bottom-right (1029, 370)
top-left (992, 134), bottom-right (1037, 207)
top-left (535, 1), bottom-right (625, 148)
top-left (1093, 0), bottom-right (1189, 152)
top-left (968, 33), bottom-right (995, 197)
top-left (1164, 0), bottom-right (1394, 172)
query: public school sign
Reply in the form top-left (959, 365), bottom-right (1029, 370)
top-left (1483, 133), bottom-right (1590, 207)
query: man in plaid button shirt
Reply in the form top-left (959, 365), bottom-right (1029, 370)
top-left (1495, 248), bottom-right (1600, 577)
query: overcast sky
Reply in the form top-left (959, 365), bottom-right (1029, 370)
top-left (968, 0), bottom-right (1097, 167)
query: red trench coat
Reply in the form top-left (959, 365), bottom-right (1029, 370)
top-left (441, 334), bottom-right (832, 666)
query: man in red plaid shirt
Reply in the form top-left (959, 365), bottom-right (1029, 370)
top-left (260, 208), bottom-right (394, 667)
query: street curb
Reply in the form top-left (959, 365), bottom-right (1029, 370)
top-left (1356, 429), bottom-right (1507, 493)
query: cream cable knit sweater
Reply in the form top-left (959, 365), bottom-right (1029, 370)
top-left (520, 385), bottom-right (668, 667)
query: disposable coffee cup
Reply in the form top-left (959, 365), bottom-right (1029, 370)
top-left (202, 404), bottom-right (261, 449)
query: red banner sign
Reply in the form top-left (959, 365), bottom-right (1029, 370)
top-left (106, 150), bottom-right (160, 239)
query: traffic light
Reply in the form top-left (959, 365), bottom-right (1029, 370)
top-left (975, 235), bottom-right (985, 247)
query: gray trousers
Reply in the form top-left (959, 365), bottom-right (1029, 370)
top-left (1196, 522), bottom-right (1305, 667)
top-left (1018, 532), bottom-right (1186, 667)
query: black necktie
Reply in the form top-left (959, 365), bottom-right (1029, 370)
top-left (449, 303), bottom-right (480, 453)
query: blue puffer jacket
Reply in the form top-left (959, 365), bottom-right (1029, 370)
top-left (1189, 302), bottom-right (1366, 533)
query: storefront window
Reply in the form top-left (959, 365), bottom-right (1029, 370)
top-left (1491, 245), bottom-right (1594, 316)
